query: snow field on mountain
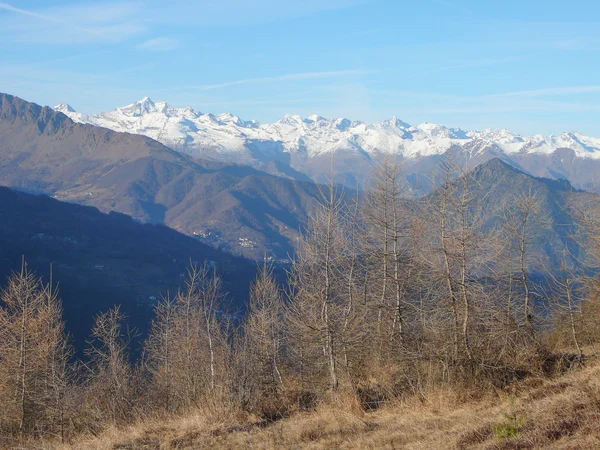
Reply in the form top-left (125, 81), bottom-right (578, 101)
top-left (55, 98), bottom-right (600, 161)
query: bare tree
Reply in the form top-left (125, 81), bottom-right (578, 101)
top-left (546, 258), bottom-right (584, 361)
top-left (85, 305), bottom-right (134, 425)
top-left (340, 191), bottom-right (370, 377)
top-left (39, 272), bottom-right (73, 442)
top-left (361, 157), bottom-right (411, 357)
top-left (417, 159), bottom-right (503, 373)
top-left (420, 161), bottom-right (476, 362)
top-left (239, 264), bottom-right (286, 415)
top-left (567, 194), bottom-right (600, 344)
top-left (144, 263), bottom-right (231, 412)
top-left (144, 294), bottom-right (177, 412)
top-left (0, 261), bottom-right (71, 439)
top-left (287, 178), bottom-right (350, 392)
top-left (502, 189), bottom-right (549, 334)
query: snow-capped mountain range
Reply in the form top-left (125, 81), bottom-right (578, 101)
top-left (54, 98), bottom-right (600, 191)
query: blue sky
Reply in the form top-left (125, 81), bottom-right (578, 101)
top-left (1, 0), bottom-right (600, 135)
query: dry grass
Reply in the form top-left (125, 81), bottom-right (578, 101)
top-left (31, 352), bottom-right (600, 450)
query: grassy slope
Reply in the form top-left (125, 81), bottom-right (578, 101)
top-left (58, 349), bottom-right (600, 450)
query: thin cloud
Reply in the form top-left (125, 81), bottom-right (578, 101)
top-left (114, 62), bottom-right (161, 75)
top-left (0, 1), bottom-right (145, 44)
top-left (2, 50), bottom-right (111, 71)
top-left (368, 87), bottom-right (600, 118)
top-left (0, 2), bottom-right (57, 21)
top-left (0, 1), bottom-right (96, 34)
top-left (419, 101), bottom-right (600, 115)
top-left (553, 37), bottom-right (600, 51)
top-left (142, 0), bottom-right (364, 27)
top-left (404, 54), bottom-right (539, 79)
top-left (485, 86), bottom-right (600, 98)
top-left (163, 69), bottom-right (375, 92)
top-left (136, 37), bottom-right (180, 52)
top-left (374, 85), bottom-right (600, 102)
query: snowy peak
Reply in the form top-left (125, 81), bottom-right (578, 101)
top-left (119, 97), bottom-right (158, 116)
top-left (557, 131), bottom-right (600, 153)
top-left (53, 98), bottom-right (600, 163)
top-left (334, 117), bottom-right (352, 131)
top-left (415, 122), bottom-right (467, 139)
top-left (380, 116), bottom-right (411, 129)
top-left (54, 103), bottom-right (76, 113)
top-left (277, 114), bottom-right (304, 126)
top-left (216, 112), bottom-right (247, 127)
top-left (306, 114), bottom-right (324, 123)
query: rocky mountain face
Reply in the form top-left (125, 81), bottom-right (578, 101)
top-left (55, 97), bottom-right (600, 192)
top-left (1, 93), bottom-right (320, 259)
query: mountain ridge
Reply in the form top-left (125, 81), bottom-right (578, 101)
top-left (56, 97), bottom-right (600, 161)
top-left (54, 97), bottom-right (600, 192)
top-left (0, 93), bottom-right (321, 259)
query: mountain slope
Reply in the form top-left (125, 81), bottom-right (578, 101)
top-left (1, 93), bottom-right (321, 259)
top-left (56, 97), bottom-right (600, 191)
top-left (426, 158), bottom-right (593, 272)
top-left (0, 186), bottom-right (255, 350)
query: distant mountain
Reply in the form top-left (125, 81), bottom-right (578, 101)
top-left (0, 186), bottom-right (256, 351)
top-left (1, 93), bottom-right (321, 259)
top-left (56, 97), bottom-right (600, 191)
top-left (427, 158), bottom-right (594, 272)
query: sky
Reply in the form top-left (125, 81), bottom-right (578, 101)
top-left (1, 0), bottom-right (600, 136)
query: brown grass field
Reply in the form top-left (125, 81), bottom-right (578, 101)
top-left (39, 349), bottom-right (600, 450)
